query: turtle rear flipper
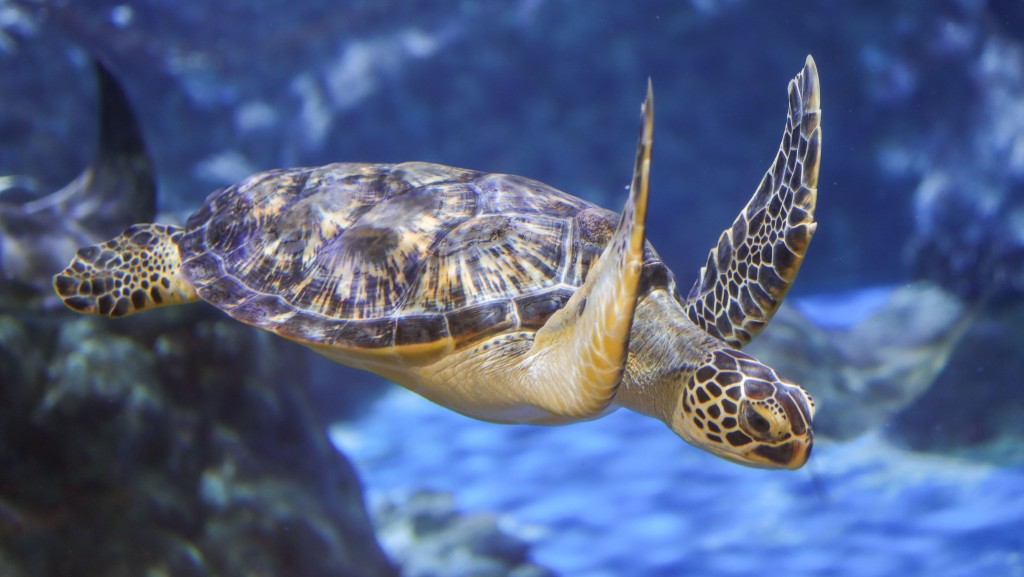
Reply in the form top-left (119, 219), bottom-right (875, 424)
top-left (685, 55), bottom-right (821, 348)
top-left (53, 223), bottom-right (198, 317)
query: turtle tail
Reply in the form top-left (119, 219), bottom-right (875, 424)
top-left (53, 223), bottom-right (198, 317)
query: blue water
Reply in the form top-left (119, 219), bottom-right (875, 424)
top-left (793, 286), bottom-right (893, 329)
top-left (334, 389), bottom-right (1024, 576)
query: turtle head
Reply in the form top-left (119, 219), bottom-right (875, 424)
top-left (670, 349), bottom-right (815, 469)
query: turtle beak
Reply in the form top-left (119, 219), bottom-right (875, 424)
top-left (752, 432), bottom-right (813, 470)
top-left (771, 383), bottom-right (815, 469)
top-left (750, 383), bottom-right (815, 469)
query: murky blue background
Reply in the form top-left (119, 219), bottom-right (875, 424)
top-left (3, 1), bottom-right (1023, 575)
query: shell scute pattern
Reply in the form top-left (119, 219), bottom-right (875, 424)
top-left (200, 275), bottom-right (250, 308)
top-left (230, 294), bottom-right (296, 326)
top-left (514, 288), bottom-right (575, 329)
top-left (475, 173), bottom-right (586, 218)
top-left (394, 314), bottom-right (449, 345)
top-left (409, 213), bottom-right (570, 314)
top-left (177, 161), bottom-right (675, 354)
top-left (444, 300), bottom-right (516, 344)
top-left (383, 162), bottom-right (479, 192)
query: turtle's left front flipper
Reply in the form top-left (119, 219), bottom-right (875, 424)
top-left (685, 55), bottom-right (821, 348)
top-left (527, 83), bottom-right (654, 418)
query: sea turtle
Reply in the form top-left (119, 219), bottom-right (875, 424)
top-left (54, 56), bottom-right (821, 469)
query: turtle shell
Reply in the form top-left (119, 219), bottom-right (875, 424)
top-left (178, 162), bottom-right (673, 357)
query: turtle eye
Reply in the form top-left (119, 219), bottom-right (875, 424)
top-left (740, 402), bottom-right (773, 441)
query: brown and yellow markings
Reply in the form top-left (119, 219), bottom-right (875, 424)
top-left (386, 162), bottom-right (480, 191)
top-left (406, 213), bottom-right (569, 313)
top-left (188, 161), bottom-right (619, 350)
top-left (476, 173), bottom-right (591, 218)
top-left (249, 191), bottom-right (288, 222)
top-left (269, 187), bottom-right (437, 319)
top-left (54, 224), bottom-right (197, 317)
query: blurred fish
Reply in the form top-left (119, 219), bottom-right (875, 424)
top-left (0, 176), bottom-right (38, 199)
top-left (0, 58), bottom-right (156, 309)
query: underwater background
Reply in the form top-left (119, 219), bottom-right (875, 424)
top-left (2, 0), bottom-right (1024, 575)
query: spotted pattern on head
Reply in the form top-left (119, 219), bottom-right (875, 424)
top-left (53, 224), bottom-right (197, 317)
top-left (685, 56), bottom-right (821, 348)
top-left (679, 348), bottom-right (815, 469)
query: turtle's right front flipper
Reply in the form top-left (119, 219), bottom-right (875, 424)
top-left (524, 82), bottom-right (655, 418)
top-left (685, 55), bottom-right (821, 348)
top-left (53, 223), bottom-right (198, 317)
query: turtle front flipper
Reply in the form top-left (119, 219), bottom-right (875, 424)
top-left (685, 55), bottom-right (821, 348)
top-left (53, 223), bottom-right (198, 317)
top-left (525, 82), bottom-right (654, 417)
